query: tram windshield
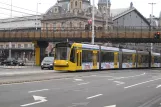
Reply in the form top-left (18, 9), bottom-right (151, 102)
top-left (55, 43), bottom-right (71, 60)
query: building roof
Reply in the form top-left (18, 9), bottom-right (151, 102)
top-left (111, 7), bottom-right (150, 26)
top-left (98, 0), bottom-right (107, 4)
top-left (111, 8), bottom-right (129, 17)
top-left (0, 15), bottom-right (42, 23)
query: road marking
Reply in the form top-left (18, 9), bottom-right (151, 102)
top-left (74, 79), bottom-right (83, 81)
top-left (109, 73), bottom-right (146, 80)
top-left (20, 95), bottom-right (47, 107)
top-left (68, 102), bottom-right (89, 107)
top-left (96, 76), bottom-right (115, 78)
top-left (104, 105), bottom-right (116, 107)
top-left (78, 82), bottom-right (90, 85)
top-left (86, 94), bottom-right (103, 99)
top-left (124, 78), bottom-right (161, 89)
top-left (114, 81), bottom-right (125, 85)
top-left (156, 85), bottom-right (161, 88)
top-left (28, 89), bottom-right (49, 93)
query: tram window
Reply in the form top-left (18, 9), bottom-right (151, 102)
top-left (122, 53), bottom-right (132, 63)
top-left (70, 48), bottom-right (75, 63)
top-left (82, 50), bottom-right (93, 62)
top-left (154, 56), bottom-right (161, 63)
top-left (141, 55), bottom-right (149, 63)
top-left (101, 52), bottom-right (114, 62)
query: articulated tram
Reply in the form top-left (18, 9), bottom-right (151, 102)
top-left (54, 42), bottom-right (161, 71)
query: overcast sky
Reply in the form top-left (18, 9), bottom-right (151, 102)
top-left (0, 0), bottom-right (160, 19)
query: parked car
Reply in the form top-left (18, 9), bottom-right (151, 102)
top-left (41, 57), bottom-right (54, 70)
top-left (17, 59), bottom-right (25, 66)
top-left (0, 58), bottom-right (6, 65)
top-left (1, 58), bottom-right (18, 66)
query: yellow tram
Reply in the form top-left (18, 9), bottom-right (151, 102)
top-left (54, 42), bottom-right (119, 71)
top-left (54, 42), bottom-right (161, 71)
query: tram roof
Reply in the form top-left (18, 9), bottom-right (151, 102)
top-left (151, 52), bottom-right (160, 56)
top-left (122, 49), bottom-right (136, 53)
top-left (101, 46), bottom-right (119, 51)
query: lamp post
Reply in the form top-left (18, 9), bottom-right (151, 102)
top-left (148, 2), bottom-right (156, 53)
top-left (9, 0), bottom-right (12, 59)
top-left (106, 0), bottom-right (109, 30)
top-left (91, 0), bottom-right (95, 44)
top-left (36, 3), bottom-right (41, 30)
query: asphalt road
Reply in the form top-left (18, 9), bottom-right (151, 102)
top-left (1, 69), bottom-right (161, 107)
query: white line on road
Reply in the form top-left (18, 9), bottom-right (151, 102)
top-left (104, 105), bottom-right (116, 107)
top-left (78, 82), bottom-right (90, 85)
top-left (124, 78), bottom-right (161, 89)
top-left (74, 79), bottom-right (83, 81)
top-left (86, 94), bottom-right (103, 99)
top-left (96, 76), bottom-right (115, 78)
top-left (109, 73), bottom-right (146, 80)
top-left (28, 89), bottom-right (49, 93)
top-left (114, 81), bottom-right (125, 85)
top-left (156, 85), bottom-right (161, 88)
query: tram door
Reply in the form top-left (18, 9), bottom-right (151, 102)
top-left (132, 54), bottom-right (136, 68)
top-left (76, 49), bottom-right (82, 70)
top-left (114, 52), bottom-right (119, 68)
top-left (93, 51), bottom-right (98, 69)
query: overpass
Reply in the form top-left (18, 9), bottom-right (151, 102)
top-left (0, 27), bottom-right (160, 65)
top-left (0, 28), bottom-right (161, 43)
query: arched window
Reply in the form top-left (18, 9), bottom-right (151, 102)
top-left (79, 22), bottom-right (81, 28)
top-left (80, 2), bottom-right (81, 8)
top-left (104, 7), bottom-right (106, 11)
top-left (71, 2), bottom-right (73, 8)
top-left (70, 22), bottom-right (72, 28)
top-left (75, 1), bottom-right (77, 7)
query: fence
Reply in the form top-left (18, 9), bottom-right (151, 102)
top-left (0, 26), bottom-right (160, 41)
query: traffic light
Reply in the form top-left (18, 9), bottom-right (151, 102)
top-left (154, 32), bottom-right (160, 39)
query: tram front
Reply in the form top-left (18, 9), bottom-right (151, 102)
top-left (54, 42), bottom-right (72, 71)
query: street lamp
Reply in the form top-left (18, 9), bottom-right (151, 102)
top-left (36, 3), bottom-right (41, 30)
top-left (148, 2), bottom-right (156, 53)
top-left (9, 0), bottom-right (12, 59)
top-left (91, 0), bottom-right (95, 44)
top-left (106, 0), bottom-right (109, 30)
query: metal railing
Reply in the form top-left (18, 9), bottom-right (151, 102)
top-left (0, 26), bottom-right (160, 41)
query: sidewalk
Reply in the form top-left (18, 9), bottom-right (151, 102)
top-left (0, 66), bottom-right (54, 76)
top-left (0, 69), bottom-right (97, 85)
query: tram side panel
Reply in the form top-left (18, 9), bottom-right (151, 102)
top-left (81, 44), bottom-right (100, 70)
top-left (151, 52), bottom-right (161, 67)
top-left (137, 51), bottom-right (149, 68)
top-left (122, 49), bottom-right (136, 68)
top-left (100, 46), bottom-right (119, 69)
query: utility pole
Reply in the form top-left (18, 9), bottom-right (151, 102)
top-left (9, 0), bottom-right (12, 59)
top-left (36, 3), bottom-right (41, 30)
top-left (148, 2), bottom-right (156, 53)
top-left (148, 3), bottom-right (156, 27)
top-left (91, 0), bottom-right (95, 44)
top-left (106, 0), bottom-right (109, 30)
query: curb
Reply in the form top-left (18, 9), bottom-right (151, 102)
top-left (0, 76), bottom-right (73, 85)
top-left (0, 74), bottom-right (93, 85)
top-left (0, 66), bottom-right (28, 69)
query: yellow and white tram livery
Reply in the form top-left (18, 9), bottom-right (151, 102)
top-left (122, 49), bottom-right (136, 68)
top-left (54, 42), bottom-right (119, 71)
top-left (54, 42), bottom-right (161, 71)
top-left (151, 52), bottom-right (161, 67)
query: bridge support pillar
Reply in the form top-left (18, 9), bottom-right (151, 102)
top-left (34, 41), bottom-right (48, 66)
